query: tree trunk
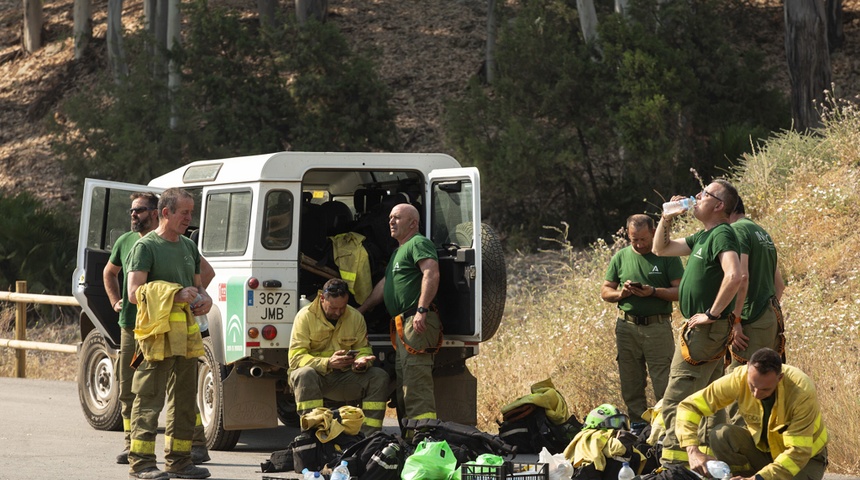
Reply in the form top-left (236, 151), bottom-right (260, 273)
top-left (167, 0), bottom-right (181, 129)
top-left (784, 0), bottom-right (831, 132)
top-left (258, 0), bottom-right (277, 30)
top-left (73, 0), bottom-right (92, 59)
top-left (615, 0), bottom-right (629, 16)
top-left (107, 0), bottom-right (129, 82)
top-left (576, 0), bottom-right (599, 43)
top-left (295, 0), bottom-right (327, 25)
top-left (23, 0), bottom-right (43, 53)
top-left (485, 0), bottom-right (496, 84)
top-left (825, 0), bottom-right (844, 52)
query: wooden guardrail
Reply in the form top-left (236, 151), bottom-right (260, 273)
top-left (0, 281), bottom-right (81, 378)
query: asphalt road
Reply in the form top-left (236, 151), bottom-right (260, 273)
top-left (0, 377), bottom-right (302, 480)
top-left (2, 377), bottom-right (857, 480)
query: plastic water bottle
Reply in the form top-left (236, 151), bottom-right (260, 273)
top-left (662, 196), bottom-right (696, 215)
top-left (706, 460), bottom-right (731, 480)
top-left (331, 460), bottom-right (351, 480)
top-left (301, 468), bottom-right (313, 480)
top-left (192, 294), bottom-right (209, 332)
top-left (618, 462), bottom-right (635, 480)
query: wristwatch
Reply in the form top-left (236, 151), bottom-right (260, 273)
top-left (417, 306), bottom-right (429, 314)
top-left (704, 308), bottom-right (719, 320)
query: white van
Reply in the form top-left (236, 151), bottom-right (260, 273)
top-left (73, 152), bottom-right (506, 450)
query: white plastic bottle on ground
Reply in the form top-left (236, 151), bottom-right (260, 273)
top-left (301, 468), bottom-right (314, 480)
top-left (618, 461), bottom-right (635, 480)
top-left (331, 460), bottom-right (351, 480)
top-left (662, 196), bottom-right (697, 215)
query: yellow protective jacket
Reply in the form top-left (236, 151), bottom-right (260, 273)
top-left (676, 365), bottom-right (828, 480)
top-left (500, 378), bottom-right (570, 425)
top-left (288, 292), bottom-right (372, 375)
top-left (563, 429), bottom-right (628, 471)
top-left (330, 232), bottom-right (372, 305)
top-left (134, 281), bottom-right (204, 361)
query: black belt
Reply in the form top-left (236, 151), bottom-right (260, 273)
top-left (621, 313), bottom-right (670, 326)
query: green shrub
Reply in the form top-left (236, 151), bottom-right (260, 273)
top-left (445, 0), bottom-right (788, 249)
top-left (0, 191), bottom-right (76, 295)
top-left (51, 0), bottom-right (396, 187)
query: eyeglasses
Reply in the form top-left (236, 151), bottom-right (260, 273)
top-left (323, 284), bottom-right (348, 296)
top-left (701, 189), bottom-right (724, 204)
top-left (129, 207), bottom-right (152, 215)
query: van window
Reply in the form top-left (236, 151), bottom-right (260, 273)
top-left (263, 190), bottom-right (294, 250)
top-left (431, 180), bottom-right (474, 247)
top-left (202, 191), bottom-right (252, 255)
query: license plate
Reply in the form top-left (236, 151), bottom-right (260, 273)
top-left (247, 289), bottom-right (294, 322)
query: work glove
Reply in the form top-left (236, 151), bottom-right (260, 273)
top-left (615, 429), bottom-right (639, 456)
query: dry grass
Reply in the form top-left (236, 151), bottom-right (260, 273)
top-left (472, 99), bottom-right (860, 474)
top-left (0, 305), bottom-right (78, 381)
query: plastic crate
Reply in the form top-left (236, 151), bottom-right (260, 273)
top-left (461, 462), bottom-right (549, 480)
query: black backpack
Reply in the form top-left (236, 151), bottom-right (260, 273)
top-left (262, 430), bottom-right (364, 474)
top-left (338, 431), bottom-right (413, 480)
top-left (498, 403), bottom-right (582, 454)
top-left (402, 418), bottom-right (516, 465)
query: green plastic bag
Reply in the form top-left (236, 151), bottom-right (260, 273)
top-left (401, 439), bottom-right (460, 480)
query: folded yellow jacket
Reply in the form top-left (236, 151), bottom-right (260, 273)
top-left (135, 280), bottom-right (204, 361)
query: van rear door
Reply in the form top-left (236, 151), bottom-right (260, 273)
top-left (427, 167), bottom-right (482, 342)
top-left (73, 179), bottom-right (164, 348)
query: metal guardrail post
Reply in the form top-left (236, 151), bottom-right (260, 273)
top-left (15, 281), bottom-right (27, 378)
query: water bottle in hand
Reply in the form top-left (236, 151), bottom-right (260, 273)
top-left (706, 460), bottom-right (731, 480)
top-left (192, 293), bottom-right (209, 332)
top-left (618, 462), bottom-right (635, 480)
top-left (663, 196), bottom-right (696, 215)
top-left (331, 460), bottom-right (351, 480)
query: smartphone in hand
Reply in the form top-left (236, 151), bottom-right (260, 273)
top-left (628, 282), bottom-right (643, 289)
top-left (346, 350), bottom-right (360, 357)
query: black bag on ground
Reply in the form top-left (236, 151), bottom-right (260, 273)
top-left (290, 429), bottom-right (365, 473)
top-left (338, 431), bottom-right (413, 480)
top-left (498, 403), bottom-right (582, 454)
top-left (260, 446), bottom-right (294, 473)
top-left (402, 418), bottom-right (516, 465)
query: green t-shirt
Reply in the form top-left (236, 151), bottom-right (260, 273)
top-left (679, 223), bottom-right (740, 319)
top-left (383, 233), bottom-right (438, 316)
top-left (109, 231), bottom-right (143, 328)
top-left (126, 231), bottom-right (200, 290)
top-left (732, 217), bottom-right (778, 322)
top-left (604, 246), bottom-right (685, 316)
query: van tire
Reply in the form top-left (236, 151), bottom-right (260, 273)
top-left (276, 389), bottom-right (301, 427)
top-left (199, 338), bottom-right (241, 450)
top-left (454, 222), bottom-right (506, 341)
top-left (78, 330), bottom-right (123, 431)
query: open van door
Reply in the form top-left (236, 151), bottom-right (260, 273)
top-left (428, 167), bottom-right (505, 343)
top-left (73, 179), bottom-right (163, 432)
top-left (73, 179), bottom-right (165, 347)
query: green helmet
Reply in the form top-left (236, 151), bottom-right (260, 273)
top-left (583, 404), bottom-right (630, 430)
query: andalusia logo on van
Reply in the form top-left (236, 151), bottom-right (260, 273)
top-left (225, 277), bottom-right (246, 362)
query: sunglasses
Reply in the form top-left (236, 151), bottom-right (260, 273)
top-left (129, 207), bottom-right (152, 215)
top-left (323, 284), bottom-right (348, 296)
top-left (701, 189), bottom-right (724, 203)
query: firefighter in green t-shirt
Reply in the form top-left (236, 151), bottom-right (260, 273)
top-left (360, 203), bottom-right (441, 423)
top-left (728, 196), bottom-right (785, 366)
top-left (652, 179), bottom-right (742, 467)
top-left (601, 214), bottom-right (684, 425)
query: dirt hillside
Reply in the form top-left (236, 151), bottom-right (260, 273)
top-left (1, 0), bottom-right (859, 209)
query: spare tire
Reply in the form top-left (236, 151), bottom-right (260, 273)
top-left (454, 222), bottom-right (506, 341)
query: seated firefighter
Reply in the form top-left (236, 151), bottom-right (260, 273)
top-left (288, 278), bottom-right (390, 434)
